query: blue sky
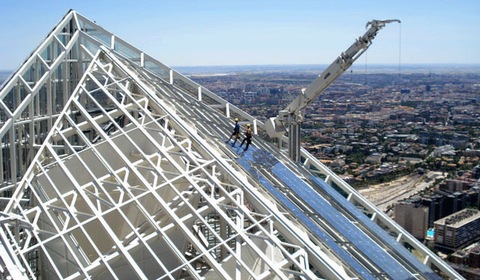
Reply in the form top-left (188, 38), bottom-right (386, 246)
top-left (1, 1), bottom-right (479, 70)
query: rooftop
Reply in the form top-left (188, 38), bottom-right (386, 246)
top-left (435, 209), bottom-right (480, 227)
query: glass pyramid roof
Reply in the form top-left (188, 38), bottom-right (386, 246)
top-left (0, 10), bottom-right (461, 280)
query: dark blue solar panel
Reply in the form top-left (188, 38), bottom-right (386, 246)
top-left (270, 163), bottom-right (413, 279)
top-left (236, 148), bottom-right (375, 279)
top-left (235, 146), bottom-right (425, 279)
top-left (310, 176), bottom-right (441, 279)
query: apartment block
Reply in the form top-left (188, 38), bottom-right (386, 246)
top-left (394, 201), bottom-right (429, 239)
top-left (434, 209), bottom-right (480, 250)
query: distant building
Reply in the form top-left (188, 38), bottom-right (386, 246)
top-left (450, 243), bottom-right (480, 269)
top-left (418, 132), bottom-right (469, 149)
top-left (474, 165), bottom-right (480, 179)
top-left (434, 209), bottom-right (480, 251)
top-left (365, 152), bottom-right (385, 165)
top-left (395, 187), bottom-right (480, 232)
top-left (421, 195), bottom-right (445, 228)
top-left (395, 201), bottom-right (429, 240)
top-left (440, 179), bottom-right (474, 193)
top-left (432, 145), bottom-right (456, 157)
top-left (449, 243), bottom-right (480, 279)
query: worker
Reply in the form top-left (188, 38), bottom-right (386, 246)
top-left (239, 123), bottom-right (252, 151)
top-left (226, 118), bottom-right (240, 146)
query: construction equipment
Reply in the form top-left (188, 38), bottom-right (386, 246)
top-left (265, 19), bottom-right (401, 161)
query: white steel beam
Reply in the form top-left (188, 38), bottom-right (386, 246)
top-left (0, 9), bottom-right (463, 280)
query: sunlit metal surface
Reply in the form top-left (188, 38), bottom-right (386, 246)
top-left (0, 10), bottom-right (463, 280)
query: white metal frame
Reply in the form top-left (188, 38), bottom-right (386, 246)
top-left (0, 10), bottom-right (463, 280)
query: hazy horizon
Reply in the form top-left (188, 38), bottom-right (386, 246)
top-left (2, 63), bottom-right (480, 75)
top-left (1, 1), bottom-right (479, 70)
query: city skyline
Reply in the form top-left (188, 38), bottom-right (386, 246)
top-left (1, 0), bottom-right (480, 71)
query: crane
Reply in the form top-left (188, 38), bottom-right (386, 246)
top-left (264, 19), bottom-right (401, 161)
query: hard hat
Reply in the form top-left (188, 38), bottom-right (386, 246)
top-left (234, 118), bottom-right (238, 122)
top-left (247, 124), bottom-right (251, 127)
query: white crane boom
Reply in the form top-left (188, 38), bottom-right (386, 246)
top-left (269, 19), bottom-right (400, 136)
top-left (265, 19), bottom-right (400, 140)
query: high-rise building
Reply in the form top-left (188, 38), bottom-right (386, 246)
top-left (0, 10), bottom-right (462, 279)
top-left (395, 201), bottom-right (429, 240)
top-left (435, 209), bottom-right (480, 251)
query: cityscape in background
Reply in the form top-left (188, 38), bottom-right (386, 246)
top-left (183, 63), bottom-right (480, 278)
top-left (2, 63), bottom-right (480, 277)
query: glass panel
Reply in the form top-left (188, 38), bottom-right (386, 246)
top-left (79, 19), bottom-right (111, 47)
top-left (0, 104), bottom-right (7, 123)
top-left (57, 32), bottom-right (70, 47)
top-left (59, 20), bottom-right (74, 47)
top-left (3, 86), bottom-right (17, 113)
top-left (39, 39), bottom-right (64, 67)
top-left (114, 39), bottom-right (141, 62)
top-left (144, 60), bottom-right (169, 80)
top-left (53, 39), bottom-right (64, 61)
top-left (22, 57), bottom-right (47, 89)
top-left (40, 44), bottom-right (52, 63)
top-left (1, 131), bottom-right (11, 185)
top-left (80, 35), bottom-right (102, 58)
top-left (37, 84), bottom-right (48, 116)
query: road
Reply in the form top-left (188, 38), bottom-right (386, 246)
top-left (359, 171), bottom-right (445, 214)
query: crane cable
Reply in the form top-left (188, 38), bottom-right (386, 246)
top-left (364, 44), bottom-right (368, 89)
top-left (363, 21), bottom-right (403, 85)
top-left (398, 21), bottom-right (402, 76)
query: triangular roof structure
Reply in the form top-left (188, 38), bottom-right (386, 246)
top-left (0, 10), bottom-right (462, 279)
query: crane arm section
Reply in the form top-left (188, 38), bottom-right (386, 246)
top-left (265, 19), bottom-right (400, 138)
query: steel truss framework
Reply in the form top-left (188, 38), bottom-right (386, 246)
top-left (0, 10), bottom-right (463, 280)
